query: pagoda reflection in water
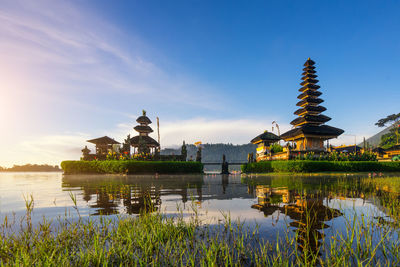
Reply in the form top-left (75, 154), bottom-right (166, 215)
top-left (251, 185), bottom-right (342, 257)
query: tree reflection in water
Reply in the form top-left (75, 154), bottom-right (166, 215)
top-left (62, 175), bottom-right (204, 215)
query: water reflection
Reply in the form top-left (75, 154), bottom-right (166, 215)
top-left (251, 185), bottom-right (342, 256)
top-left (62, 175), bottom-right (205, 215)
top-left (1, 172), bottom-right (399, 251)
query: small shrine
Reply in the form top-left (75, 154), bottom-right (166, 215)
top-left (86, 136), bottom-right (120, 157)
top-left (250, 131), bottom-right (280, 161)
top-left (130, 110), bottom-right (160, 154)
top-left (280, 58), bottom-right (344, 153)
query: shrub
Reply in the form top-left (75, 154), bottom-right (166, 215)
top-left (241, 160), bottom-right (400, 173)
top-left (61, 160), bottom-right (203, 174)
top-left (293, 151), bottom-right (377, 161)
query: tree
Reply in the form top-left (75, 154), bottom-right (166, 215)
top-left (376, 113), bottom-right (400, 148)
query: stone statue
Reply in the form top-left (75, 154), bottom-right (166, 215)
top-left (181, 141), bottom-right (187, 161)
top-left (196, 146), bottom-right (202, 162)
top-left (221, 154), bottom-right (229, 174)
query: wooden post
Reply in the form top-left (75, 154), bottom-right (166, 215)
top-left (157, 117), bottom-right (160, 150)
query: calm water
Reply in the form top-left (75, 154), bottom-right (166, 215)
top-left (1, 172), bottom-right (400, 246)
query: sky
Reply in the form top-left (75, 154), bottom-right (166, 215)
top-left (0, 0), bottom-right (399, 167)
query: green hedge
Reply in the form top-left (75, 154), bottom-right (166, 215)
top-left (61, 160), bottom-right (203, 175)
top-left (241, 160), bottom-right (400, 173)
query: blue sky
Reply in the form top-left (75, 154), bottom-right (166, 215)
top-left (0, 0), bottom-right (399, 166)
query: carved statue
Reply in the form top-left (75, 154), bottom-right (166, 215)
top-left (221, 154), bottom-right (229, 174)
top-left (196, 146), bottom-right (202, 162)
top-left (181, 141), bottom-right (187, 161)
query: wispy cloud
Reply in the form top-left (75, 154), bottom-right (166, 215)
top-left (0, 0), bottom-right (223, 111)
top-left (0, 0), bottom-right (229, 166)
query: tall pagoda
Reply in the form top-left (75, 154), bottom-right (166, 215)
top-left (130, 110), bottom-right (160, 154)
top-left (280, 58), bottom-right (344, 152)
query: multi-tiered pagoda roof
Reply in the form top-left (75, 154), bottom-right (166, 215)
top-left (130, 110), bottom-right (160, 148)
top-left (280, 58), bottom-right (344, 141)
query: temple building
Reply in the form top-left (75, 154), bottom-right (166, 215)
top-left (250, 131), bottom-right (280, 161)
top-left (384, 144), bottom-right (400, 159)
top-left (87, 136), bottom-right (120, 157)
top-left (280, 58), bottom-right (344, 153)
top-left (130, 110), bottom-right (160, 154)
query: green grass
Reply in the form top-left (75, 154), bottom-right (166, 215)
top-left (242, 160), bottom-right (400, 173)
top-left (61, 160), bottom-right (203, 174)
top-left (1, 186), bottom-right (400, 266)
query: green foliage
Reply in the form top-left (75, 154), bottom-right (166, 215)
top-left (2, 188), bottom-right (400, 266)
top-left (380, 130), bottom-right (398, 149)
top-left (242, 160), bottom-right (400, 173)
top-left (270, 143), bottom-right (283, 153)
top-left (293, 151), bottom-right (377, 161)
top-left (375, 113), bottom-right (400, 127)
top-left (61, 160), bottom-right (203, 174)
top-left (376, 113), bottom-right (400, 148)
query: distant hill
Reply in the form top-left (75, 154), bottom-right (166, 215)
top-left (362, 125), bottom-right (395, 147)
top-left (161, 143), bottom-right (256, 163)
top-left (0, 164), bottom-right (62, 172)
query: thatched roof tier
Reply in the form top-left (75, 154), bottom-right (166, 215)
top-left (281, 58), bottom-right (344, 142)
top-left (280, 125), bottom-right (344, 140)
top-left (134, 125), bottom-right (153, 133)
top-left (290, 115), bottom-right (331, 126)
top-left (302, 66), bottom-right (316, 71)
top-left (294, 106), bottom-right (326, 116)
top-left (296, 98), bottom-right (324, 107)
top-left (297, 91), bottom-right (322, 99)
top-left (298, 84), bottom-right (320, 92)
top-left (333, 145), bottom-right (362, 153)
top-left (251, 131), bottom-right (280, 144)
top-left (372, 147), bottom-right (385, 154)
top-left (301, 74), bottom-right (318, 80)
top-left (385, 144), bottom-right (400, 152)
top-left (130, 135), bottom-right (160, 147)
top-left (136, 116), bottom-right (152, 124)
top-left (87, 136), bottom-right (120, 145)
top-left (301, 70), bottom-right (316, 75)
top-left (300, 78), bottom-right (319, 86)
top-left (303, 58), bottom-right (316, 66)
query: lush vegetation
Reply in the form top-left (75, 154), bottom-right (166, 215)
top-left (0, 164), bottom-right (61, 172)
top-left (1, 187), bottom-right (400, 266)
top-left (270, 143), bottom-right (283, 153)
top-left (376, 113), bottom-right (400, 149)
top-left (294, 151), bottom-right (377, 161)
top-left (61, 160), bottom-right (203, 174)
top-left (242, 160), bottom-right (400, 173)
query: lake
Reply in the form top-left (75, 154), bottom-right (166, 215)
top-left (1, 171), bottom-right (400, 257)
